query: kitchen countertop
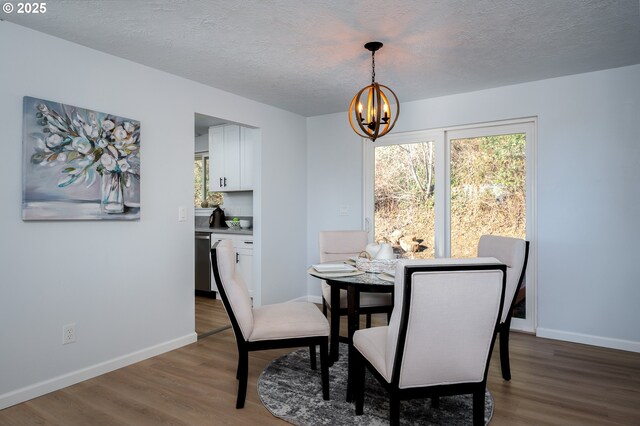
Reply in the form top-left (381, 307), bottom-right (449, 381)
top-left (195, 226), bottom-right (253, 236)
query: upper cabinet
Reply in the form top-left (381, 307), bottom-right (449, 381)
top-left (208, 124), bottom-right (254, 192)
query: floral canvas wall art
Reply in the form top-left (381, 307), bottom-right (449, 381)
top-left (22, 96), bottom-right (140, 220)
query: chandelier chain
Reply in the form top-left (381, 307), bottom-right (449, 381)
top-left (371, 50), bottom-right (376, 84)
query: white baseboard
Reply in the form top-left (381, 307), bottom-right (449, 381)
top-left (0, 332), bottom-right (197, 410)
top-left (286, 295), bottom-right (323, 304)
top-left (536, 328), bottom-right (640, 353)
top-left (307, 295), bottom-right (322, 305)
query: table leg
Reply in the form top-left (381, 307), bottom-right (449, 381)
top-left (346, 286), bottom-right (360, 403)
top-left (329, 281), bottom-right (340, 365)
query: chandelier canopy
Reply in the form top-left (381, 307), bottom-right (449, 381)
top-left (348, 41), bottom-right (399, 142)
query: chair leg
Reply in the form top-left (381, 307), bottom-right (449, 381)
top-left (329, 307), bottom-right (340, 364)
top-left (329, 286), bottom-right (341, 365)
top-left (309, 344), bottom-right (317, 370)
top-left (320, 339), bottom-right (330, 400)
top-left (365, 313), bottom-right (371, 328)
top-left (499, 323), bottom-right (512, 381)
top-left (355, 352), bottom-right (366, 415)
top-left (236, 349), bottom-right (248, 409)
top-left (472, 388), bottom-right (485, 425)
top-left (390, 395), bottom-right (401, 426)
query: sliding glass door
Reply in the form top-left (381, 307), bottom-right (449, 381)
top-left (364, 120), bottom-right (536, 331)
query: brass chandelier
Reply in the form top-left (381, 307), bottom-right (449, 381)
top-left (349, 41), bottom-right (399, 142)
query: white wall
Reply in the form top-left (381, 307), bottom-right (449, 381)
top-left (307, 65), bottom-right (640, 351)
top-left (194, 134), bottom-right (208, 152)
top-left (0, 21), bottom-right (308, 408)
top-left (217, 192), bottom-right (254, 217)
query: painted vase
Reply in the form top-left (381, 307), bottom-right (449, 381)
top-left (101, 172), bottom-right (124, 214)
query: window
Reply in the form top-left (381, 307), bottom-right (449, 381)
top-left (195, 153), bottom-right (224, 209)
top-left (194, 154), bottom-right (205, 207)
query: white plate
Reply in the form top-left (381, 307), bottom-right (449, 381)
top-left (312, 263), bottom-right (357, 273)
top-left (307, 268), bottom-right (365, 278)
top-left (378, 272), bottom-right (395, 282)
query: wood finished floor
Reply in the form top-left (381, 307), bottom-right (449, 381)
top-left (195, 296), bottom-right (230, 337)
top-left (1, 310), bottom-right (639, 425)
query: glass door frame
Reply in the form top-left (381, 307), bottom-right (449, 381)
top-left (363, 118), bottom-right (537, 332)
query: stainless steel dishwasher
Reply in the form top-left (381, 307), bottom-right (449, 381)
top-left (195, 232), bottom-right (215, 297)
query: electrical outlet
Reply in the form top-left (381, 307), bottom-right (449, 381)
top-left (63, 323), bottom-right (76, 345)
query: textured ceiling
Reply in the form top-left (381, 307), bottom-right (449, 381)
top-left (5, 0), bottom-right (640, 117)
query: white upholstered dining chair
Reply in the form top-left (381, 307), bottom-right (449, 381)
top-left (353, 258), bottom-right (506, 426)
top-left (211, 239), bottom-right (330, 408)
top-left (319, 231), bottom-right (393, 362)
top-left (477, 234), bottom-right (530, 381)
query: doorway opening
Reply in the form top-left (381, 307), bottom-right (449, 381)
top-left (193, 113), bottom-right (259, 338)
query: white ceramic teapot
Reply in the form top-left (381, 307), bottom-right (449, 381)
top-left (375, 243), bottom-right (395, 260)
top-left (364, 243), bottom-right (395, 260)
top-left (365, 243), bottom-right (381, 259)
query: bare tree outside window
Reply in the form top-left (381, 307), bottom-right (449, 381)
top-left (374, 141), bottom-right (436, 258)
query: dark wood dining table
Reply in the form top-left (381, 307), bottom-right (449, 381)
top-left (308, 265), bottom-right (394, 402)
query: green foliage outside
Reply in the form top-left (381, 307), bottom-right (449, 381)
top-left (194, 157), bottom-right (204, 207)
top-left (374, 134), bottom-right (526, 259)
top-left (450, 134), bottom-right (526, 257)
top-left (194, 156), bottom-right (223, 208)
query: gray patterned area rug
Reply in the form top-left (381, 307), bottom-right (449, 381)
top-left (258, 344), bottom-right (493, 425)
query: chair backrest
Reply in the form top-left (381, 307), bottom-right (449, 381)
top-left (386, 259), bottom-right (506, 389)
top-left (319, 230), bottom-right (368, 262)
top-left (477, 235), bottom-right (530, 324)
top-left (211, 239), bottom-right (254, 342)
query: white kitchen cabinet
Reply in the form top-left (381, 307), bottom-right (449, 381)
top-left (210, 234), bottom-right (254, 297)
top-left (208, 124), bottom-right (253, 191)
top-left (235, 248), bottom-right (253, 296)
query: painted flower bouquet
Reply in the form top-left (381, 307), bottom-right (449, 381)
top-left (30, 102), bottom-right (140, 213)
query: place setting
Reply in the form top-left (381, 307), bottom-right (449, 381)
top-left (309, 242), bottom-right (399, 281)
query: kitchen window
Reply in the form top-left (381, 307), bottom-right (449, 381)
top-left (194, 153), bottom-right (211, 208)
